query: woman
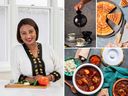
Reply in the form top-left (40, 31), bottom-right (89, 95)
top-left (11, 18), bottom-right (62, 84)
top-left (74, 0), bottom-right (91, 10)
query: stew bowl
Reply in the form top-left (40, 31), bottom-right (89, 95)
top-left (113, 78), bottom-right (128, 96)
top-left (72, 63), bottom-right (104, 95)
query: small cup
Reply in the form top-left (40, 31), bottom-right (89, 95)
top-left (68, 33), bottom-right (75, 41)
top-left (76, 38), bottom-right (85, 46)
top-left (89, 55), bottom-right (101, 66)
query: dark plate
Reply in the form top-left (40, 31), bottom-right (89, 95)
top-left (97, 0), bottom-right (124, 38)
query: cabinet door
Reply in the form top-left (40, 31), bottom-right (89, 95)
top-left (0, 6), bottom-right (10, 71)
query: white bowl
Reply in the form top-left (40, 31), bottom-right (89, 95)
top-left (72, 63), bottom-right (104, 95)
top-left (102, 48), bottom-right (124, 66)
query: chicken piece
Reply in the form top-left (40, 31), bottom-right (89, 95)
top-left (92, 76), bottom-right (100, 83)
top-left (89, 86), bottom-right (95, 91)
top-left (84, 69), bottom-right (90, 75)
top-left (118, 89), bottom-right (126, 96)
top-left (82, 78), bottom-right (88, 84)
top-left (77, 79), bottom-right (83, 85)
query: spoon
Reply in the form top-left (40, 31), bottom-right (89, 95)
top-left (65, 80), bottom-right (77, 94)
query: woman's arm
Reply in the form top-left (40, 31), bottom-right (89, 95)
top-left (48, 47), bottom-right (62, 82)
top-left (74, 0), bottom-right (91, 10)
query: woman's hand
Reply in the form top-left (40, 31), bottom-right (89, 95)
top-left (25, 76), bottom-right (36, 84)
top-left (34, 75), bottom-right (50, 86)
top-left (34, 75), bottom-right (52, 81)
top-left (74, 0), bottom-right (91, 10)
top-left (74, 1), bottom-right (85, 11)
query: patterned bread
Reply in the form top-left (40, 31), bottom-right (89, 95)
top-left (97, 1), bottom-right (116, 14)
top-left (97, 1), bottom-right (116, 36)
top-left (97, 22), bottom-right (113, 36)
top-left (107, 12), bottom-right (122, 25)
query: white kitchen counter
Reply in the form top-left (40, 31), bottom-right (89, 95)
top-left (0, 80), bottom-right (64, 96)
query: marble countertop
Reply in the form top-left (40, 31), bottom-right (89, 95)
top-left (0, 80), bottom-right (63, 96)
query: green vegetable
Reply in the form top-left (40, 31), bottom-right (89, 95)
top-left (33, 80), bottom-right (38, 86)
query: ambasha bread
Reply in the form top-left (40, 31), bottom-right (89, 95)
top-left (97, 22), bottom-right (113, 36)
top-left (120, 0), bottom-right (128, 7)
top-left (97, 1), bottom-right (117, 36)
top-left (97, 1), bottom-right (116, 14)
top-left (107, 12), bottom-right (122, 25)
top-left (102, 1), bottom-right (116, 14)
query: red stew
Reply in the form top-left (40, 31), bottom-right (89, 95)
top-left (114, 80), bottom-right (128, 96)
top-left (75, 66), bottom-right (101, 92)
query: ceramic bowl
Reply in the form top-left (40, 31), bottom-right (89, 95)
top-left (73, 63), bottom-right (104, 95)
top-left (113, 78), bottom-right (128, 96)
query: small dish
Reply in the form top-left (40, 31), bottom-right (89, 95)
top-left (76, 38), bottom-right (86, 46)
top-left (64, 58), bottom-right (81, 78)
top-left (67, 33), bottom-right (76, 42)
top-left (89, 55), bottom-right (101, 66)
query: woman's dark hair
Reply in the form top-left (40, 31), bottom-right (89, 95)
top-left (17, 18), bottom-right (39, 43)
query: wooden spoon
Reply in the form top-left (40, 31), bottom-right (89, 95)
top-left (65, 80), bottom-right (77, 94)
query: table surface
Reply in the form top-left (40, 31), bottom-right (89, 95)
top-left (0, 80), bottom-right (63, 96)
top-left (65, 48), bottom-right (128, 96)
top-left (97, 0), bottom-right (128, 47)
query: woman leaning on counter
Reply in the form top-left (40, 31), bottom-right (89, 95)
top-left (11, 18), bottom-right (62, 84)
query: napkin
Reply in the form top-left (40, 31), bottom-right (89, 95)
top-left (101, 66), bottom-right (128, 96)
top-left (121, 23), bottom-right (128, 43)
top-left (75, 48), bottom-right (90, 59)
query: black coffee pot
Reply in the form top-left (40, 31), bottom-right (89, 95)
top-left (73, 10), bottom-right (87, 27)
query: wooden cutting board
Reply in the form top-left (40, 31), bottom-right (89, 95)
top-left (5, 84), bottom-right (49, 89)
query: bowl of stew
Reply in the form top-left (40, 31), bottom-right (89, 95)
top-left (113, 78), bottom-right (128, 96)
top-left (72, 63), bottom-right (104, 95)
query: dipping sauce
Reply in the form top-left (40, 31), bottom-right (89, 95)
top-left (75, 66), bottom-right (101, 92)
top-left (89, 55), bottom-right (101, 66)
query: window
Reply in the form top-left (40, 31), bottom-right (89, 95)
top-left (16, 0), bottom-right (47, 6)
top-left (0, 6), bottom-right (9, 62)
top-left (58, 0), bottom-right (64, 8)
